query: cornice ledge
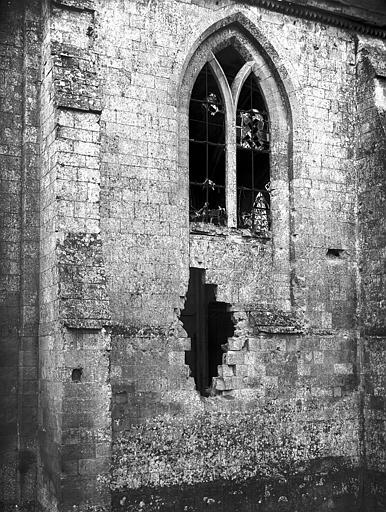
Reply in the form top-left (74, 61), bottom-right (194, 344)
top-left (247, 0), bottom-right (386, 39)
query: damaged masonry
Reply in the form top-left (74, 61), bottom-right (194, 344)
top-left (0, 1), bottom-right (385, 512)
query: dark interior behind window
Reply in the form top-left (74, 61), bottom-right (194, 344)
top-left (189, 64), bottom-right (226, 225)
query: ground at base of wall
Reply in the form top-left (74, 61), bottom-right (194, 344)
top-left (112, 466), bottom-right (361, 512)
top-left (0, 502), bottom-right (35, 512)
top-left (365, 470), bottom-right (386, 512)
top-left (1, 472), bottom-right (385, 512)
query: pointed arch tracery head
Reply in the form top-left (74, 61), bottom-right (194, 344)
top-left (178, 17), bottom-right (295, 235)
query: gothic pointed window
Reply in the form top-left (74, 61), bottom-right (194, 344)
top-left (188, 46), bottom-right (271, 234)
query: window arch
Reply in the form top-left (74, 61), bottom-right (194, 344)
top-left (188, 46), bottom-right (271, 234)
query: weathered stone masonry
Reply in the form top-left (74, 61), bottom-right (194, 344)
top-left (0, 0), bottom-right (40, 507)
top-left (356, 37), bottom-right (386, 509)
top-left (38, 1), bottom-right (111, 509)
top-left (0, 0), bottom-right (385, 511)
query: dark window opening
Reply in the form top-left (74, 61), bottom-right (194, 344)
top-left (326, 248), bottom-right (345, 259)
top-left (237, 74), bottom-right (271, 234)
top-left (189, 64), bottom-right (226, 225)
top-left (215, 46), bottom-right (245, 86)
top-left (71, 368), bottom-right (82, 383)
top-left (180, 268), bottom-right (234, 396)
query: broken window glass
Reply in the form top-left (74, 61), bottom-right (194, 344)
top-left (238, 109), bottom-right (269, 151)
top-left (189, 64), bottom-right (226, 225)
top-left (238, 188), bottom-right (270, 234)
top-left (189, 55), bottom-right (271, 234)
top-left (236, 74), bottom-right (271, 234)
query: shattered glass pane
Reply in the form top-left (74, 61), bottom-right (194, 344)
top-left (189, 199), bottom-right (227, 226)
top-left (250, 192), bottom-right (270, 233)
top-left (237, 109), bottom-right (269, 151)
top-left (236, 73), bottom-right (270, 234)
top-left (189, 180), bottom-right (226, 225)
top-left (238, 189), bottom-right (270, 234)
top-left (203, 93), bottom-right (222, 116)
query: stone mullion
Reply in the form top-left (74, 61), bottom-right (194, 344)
top-left (226, 105), bottom-right (237, 228)
top-left (207, 54), bottom-right (238, 228)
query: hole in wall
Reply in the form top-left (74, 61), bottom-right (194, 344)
top-left (180, 268), bottom-right (234, 396)
top-left (71, 368), bottom-right (83, 382)
top-left (326, 248), bottom-right (345, 259)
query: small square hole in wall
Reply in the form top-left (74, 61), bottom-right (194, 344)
top-left (71, 368), bottom-right (82, 382)
top-left (326, 248), bottom-right (345, 259)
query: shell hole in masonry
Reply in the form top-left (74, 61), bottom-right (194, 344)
top-left (180, 268), bottom-right (234, 396)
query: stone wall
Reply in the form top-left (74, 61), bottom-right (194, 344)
top-left (0, 0), bottom-right (384, 511)
top-left (356, 37), bottom-right (386, 511)
top-left (101, 1), bottom-right (364, 511)
top-left (38, 1), bottom-right (111, 510)
top-left (0, 0), bottom-right (41, 508)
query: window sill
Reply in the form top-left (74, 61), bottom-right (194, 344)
top-left (189, 222), bottom-right (272, 240)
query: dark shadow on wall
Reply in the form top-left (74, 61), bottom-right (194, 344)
top-left (112, 462), bottom-right (363, 512)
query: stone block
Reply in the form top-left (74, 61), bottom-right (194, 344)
top-left (168, 351), bottom-right (185, 365)
top-left (227, 337), bottom-right (245, 351)
top-left (217, 364), bottom-right (234, 378)
top-left (235, 364), bottom-right (249, 377)
top-left (213, 377), bottom-right (230, 391)
top-left (247, 337), bottom-right (266, 351)
top-left (334, 363), bottom-right (353, 375)
top-left (223, 351), bottom-right (246, 365)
